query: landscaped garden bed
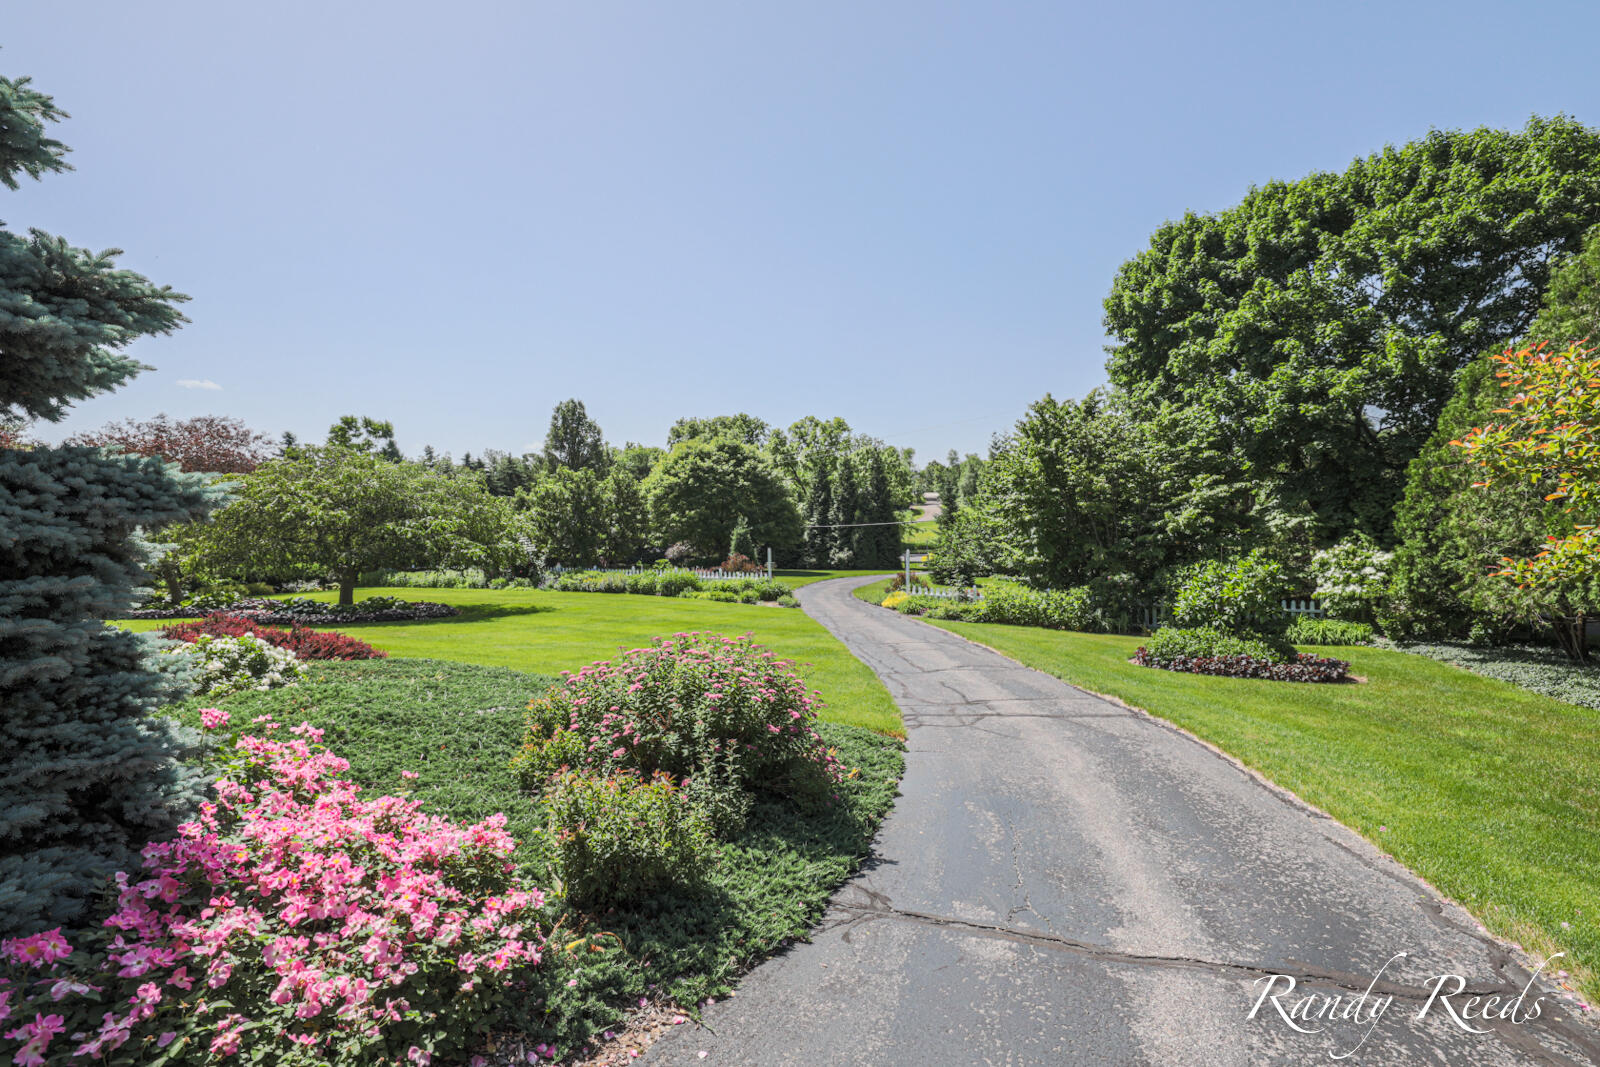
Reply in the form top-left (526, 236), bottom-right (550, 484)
top-left (118, 594), bottom-right (459, 623)
top-left (1132, 627), bottom-right (1351, 683)
top-left (1395, 640), bottom-right (1600, 710)
top-left (1, 654), bottom-right (903, 1064)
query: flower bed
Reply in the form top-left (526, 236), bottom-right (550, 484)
top-left (118, 595), bottom-right (458, 623)
top-left (163, 631), bottom-right (308, 696)
top-left (1133, 647), bottom-right (1351, 682)
top-left (162, 614), bottom-right (387, 661)
top-left (1132, 625), bottom-right (1350, 682)
top-left (138, 657), bottom-right (903, 1063)
top-left (548, 571), bottom-right (794, 604)
top-left (0, 720), bottom-right (547, 1067)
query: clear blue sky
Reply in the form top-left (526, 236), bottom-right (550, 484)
top-left (8, 1), bottom-right (1599, 462)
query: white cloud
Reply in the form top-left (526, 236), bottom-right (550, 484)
top-left (176, 378), bottom-right (222, 391)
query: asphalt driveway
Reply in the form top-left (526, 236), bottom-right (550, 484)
top-left (647, 575), bottom-right (1600, 1065)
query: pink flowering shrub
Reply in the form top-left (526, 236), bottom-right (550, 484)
top-left (514, 633), bottom-right (843, 820)
top-left (0, 721), bottom-right (547, 1066)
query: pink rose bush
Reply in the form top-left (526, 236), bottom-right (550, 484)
top-left (0, 721), bottom-right (548, 1066)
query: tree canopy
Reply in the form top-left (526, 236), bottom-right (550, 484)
top-left (643, 437), bottom-right (800, 564)
top-left (199, 448), bottom-right (509, 603)
top-left (543, 398), bottom-right (608, 473)
top-left (67, 413), bottom-right (272, 474)
top-left (1104, 116), bottom-right (1600, 542)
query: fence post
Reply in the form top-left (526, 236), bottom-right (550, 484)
top-left (767, 547), bottom-right (773, 581)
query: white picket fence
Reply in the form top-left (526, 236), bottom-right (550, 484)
top-left (1134, 598), bottom-right (1323, 631)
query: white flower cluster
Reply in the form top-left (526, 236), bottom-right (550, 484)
top-left (1310, 535), bottom-right (1393, 621)
top-left (165, 632), bottom-right (306, 697)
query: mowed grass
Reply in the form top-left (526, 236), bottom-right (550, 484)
top-left (122, 585), bottom-right (902, 737)
top-left (773, 568), bottom-right (893, 589)
top-left (923, 619), bottom-right (1600, 1001)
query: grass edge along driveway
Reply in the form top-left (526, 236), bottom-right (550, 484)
top-left (121, 585), bottom-right (902, 737)
top-left (922, 618), bottom-right (1600, 1007)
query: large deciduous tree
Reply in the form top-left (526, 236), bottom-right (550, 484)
top-left (0, 72), bottom-right (217, 936)
top-left (199, 448), bottom-right (506, 604)
top-left (644, 438), bottom-right (800, 564)
top-left (1104, 117), bottom-right (1600, 542)
top-left (517, 466), bottom-right (605, 567)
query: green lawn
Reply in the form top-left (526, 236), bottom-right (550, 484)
top-left (772, 568), bottom-right (893, 589)
top-left (122, 585), bottom-right (902, 736)
top-left (854, 577), bottom-right (894, 602)
top-left (901, 522), bottom-right (939, 549)
top-left (923, 619), bottom-right (1600, 1001)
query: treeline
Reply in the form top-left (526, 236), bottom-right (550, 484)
top-left (58, 402), bottom-right (928, 605)
top-left (935, 117), bottom-right (1600, 654)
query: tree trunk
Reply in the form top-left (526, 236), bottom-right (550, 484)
top-left (157, 559), bottom-right (185, 607)
top-left (338, 572), bottom-right (357, 607)
top-left (1551, 613), bottom-right (1589, 662)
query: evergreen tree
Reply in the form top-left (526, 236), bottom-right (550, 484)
top-left (599, 466), bottom-right (649, 565)
top-left (728, 514), bottom-right (758, 563)
top-left (801, 462), bottom-right (835, 567)
top-left (853, 450), bottom-right (902, 567)
top-left (827, 454), bottom-right (861, 567)
top-left (0, 72), bottom-right (218, 936)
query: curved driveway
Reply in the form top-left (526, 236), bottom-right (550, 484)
top-left (649, 576), bottom-right (1600, 1065)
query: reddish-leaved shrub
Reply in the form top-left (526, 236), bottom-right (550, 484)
top-left (161, 614), bottom-right (386, 661)
top-left (1131, 648), bottom-right (1351, 683)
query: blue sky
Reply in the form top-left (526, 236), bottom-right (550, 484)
top-left (8, 1), bottom-right (1600, 462)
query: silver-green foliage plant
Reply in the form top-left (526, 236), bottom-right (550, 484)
top-left (1309, 534), bottom-right (1392, 624)
top-left (163, 633), bottom-right (307, 697)
top-left (0, 73), bottom-right (219, 936)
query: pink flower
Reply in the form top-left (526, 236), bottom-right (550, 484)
top-left (199, 708), bottom-right (231, 731)
top-left (407, 1046), bottom-right (431, 1065)
top-left (401, 770), bottom-right (419, 780)
top-left (3, 929), bottom-right (72, 968)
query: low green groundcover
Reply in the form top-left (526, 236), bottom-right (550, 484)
top-left (159, 657), bottom-right (903, 1056)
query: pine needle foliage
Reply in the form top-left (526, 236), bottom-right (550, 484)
top-left (0, 69), bottom-right (217, 936)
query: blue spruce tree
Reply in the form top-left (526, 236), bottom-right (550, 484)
top-left (0, 73), bottom-right (218, 935)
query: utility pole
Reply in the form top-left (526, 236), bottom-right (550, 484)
top-left (767, 546), bottom-right (774, 581)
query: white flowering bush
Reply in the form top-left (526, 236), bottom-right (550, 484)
top-left (1310, 534), bottom-right (1393, 624)
top-left (164, 632), bottom-right (306, 697)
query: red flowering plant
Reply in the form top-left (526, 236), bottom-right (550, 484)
top-left (514, 633), bottom-right (844, 833)
top-left (161, 614), bottom-right (387, 661)
top-left (0, 718), bottom-right (547, 1067)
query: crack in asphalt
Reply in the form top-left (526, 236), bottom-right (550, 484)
top-left (827, 897), bottom-right (1600, 1067)
top-left (827, 896), bottom-right (1516, 1003)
